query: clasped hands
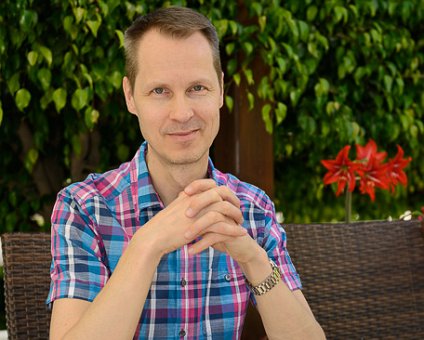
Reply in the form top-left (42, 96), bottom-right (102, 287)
top-left (142, 179), bottom-right (257, 264)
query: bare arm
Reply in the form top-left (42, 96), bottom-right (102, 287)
top-left (50, 190), bottom-right (246, 340)
top-left (238, 244), bottom-right (325, 340)
top-left (50, 227), bottom-right (162, 340)
top-left (184, 180), bottom-right (326, 339)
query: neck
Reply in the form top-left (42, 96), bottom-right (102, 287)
top-left (146, 151), bottom-right (210, 207)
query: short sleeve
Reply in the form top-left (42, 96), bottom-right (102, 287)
top-left (46, 189), bottom-right (109, 305)
top-left (261, 199), bottom-right (302, 291)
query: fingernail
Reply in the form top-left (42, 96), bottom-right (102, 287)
top-left (184, 230), bottom-right (192, 238)
top-left (188, 247), bottom-right (195, 255)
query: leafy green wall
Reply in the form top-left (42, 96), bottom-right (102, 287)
top-left (0, 0), bottom-right (423, 231)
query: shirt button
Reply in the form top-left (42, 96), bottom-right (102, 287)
top-left (224, 273), bottom-right (231, 281)
top-left (180, 278), bottom-right (187, 287)
top-left (179, 329), bottom-right (186, 337)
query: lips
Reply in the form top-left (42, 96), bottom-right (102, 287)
top-left (167, 129), bottom-right (199, 142)
top-left (169, 129), bottom-right (198, 136)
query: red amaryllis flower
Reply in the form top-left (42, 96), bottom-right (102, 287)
top-left (321, 145), bottom-right (361, 196)
top-left (357, 156), bottom-right (390, 201)
top-left (356, 139), bottom-right (387, 163)
top-left (322, 141), bottom-right (412, 222)
top-left (355, 139), bottom-right (391, 201)
top-left (386, 145), bottom-right (412, 191)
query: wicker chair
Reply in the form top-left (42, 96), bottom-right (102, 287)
top-left (1, 233), bottom-right (51, 340)
top-left (2, 220), bottom-right (424, 339)
top-left (242, 219), bottom-right (424, 339)
top-left (283, 219), bottom-right (424, 339)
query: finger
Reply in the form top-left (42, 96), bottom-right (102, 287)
top-left (188, 232), bottom-right (231, 255)
top-left (186, 186), bottom-right (240, 217)
top-left (185, 188), bottom-right (223, 218)
top-left (197, 200), bottom-right (243, 223)
top-left (209, 200), bottom-right (243, 224)
top-left (185, 220), bottom-right (246, 240)
top-left (184, 179), bottom-right (216, 195)
top-left (214, 186), bottom-right (241, 209)
top-left (177, 191), bottom-right (188, 199)
top-left (185, 210), bottom-right (245, 239)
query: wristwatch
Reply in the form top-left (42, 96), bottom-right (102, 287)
top-left (246, 259), bottom-right (282, 296)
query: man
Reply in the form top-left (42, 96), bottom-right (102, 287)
top-left (47, 6), bottom-right (325, 339)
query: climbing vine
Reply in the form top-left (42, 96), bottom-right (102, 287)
top-left (0, 0), bottom-right (422, 230)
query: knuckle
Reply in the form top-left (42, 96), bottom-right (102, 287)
top-left (207, 179), bottom-right (216, 186)
top-left (217, 185), bottom-right (228, 196)
top-left (211, 210), bottom-right (222, 222)
top-left (212, 190), bottom-right (222, 202)
top-left (224, 201), bottom-right (236, 213)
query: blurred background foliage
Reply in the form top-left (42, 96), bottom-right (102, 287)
top-left (0, 0), bottom-right (423, 233)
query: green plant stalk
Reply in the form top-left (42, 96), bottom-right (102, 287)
top-left (345, 189), bottom-right (352, 223)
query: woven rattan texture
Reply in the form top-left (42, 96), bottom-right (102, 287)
top-left (285, 220), bottom-right (424, 339)
top-left (1, 233), bottom-right (51, 340)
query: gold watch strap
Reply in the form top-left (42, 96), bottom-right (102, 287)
top-left (246, 259), bottom-right (282, 296)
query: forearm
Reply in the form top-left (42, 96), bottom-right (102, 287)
top-left (61, 229), bottom-right (161, 340)
top-left (239, 246), bottom-right (325, 339)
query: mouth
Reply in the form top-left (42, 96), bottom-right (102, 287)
top-left (169, 130), bottom-right (198, 136)
top-left (167, 129), bottom-right (200, 142)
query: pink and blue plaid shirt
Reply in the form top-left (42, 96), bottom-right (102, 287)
top-left (47, 142), bottom-right (301, 339)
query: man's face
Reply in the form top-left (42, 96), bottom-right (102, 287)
top-left (123, 29), bottom-right (223, 167)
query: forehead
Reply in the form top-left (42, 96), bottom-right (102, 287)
top-left (134, 29), bottom-right (217, 83)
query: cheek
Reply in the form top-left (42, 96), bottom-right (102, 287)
top-left (199, 102), bottom-right (220, 138)
top-left (140, 115), bottom-right (161, 130)
top-left (136, 107), bottom-right (164, 135)
top-left (197, 97), bottom-right (221, 120)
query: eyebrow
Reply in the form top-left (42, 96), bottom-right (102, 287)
top-left (142, 78), bottom-right (216, 90)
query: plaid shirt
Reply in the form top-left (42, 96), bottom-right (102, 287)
top-left (47, 141), bottom-right (301, 339)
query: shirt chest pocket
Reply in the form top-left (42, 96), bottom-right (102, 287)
top-left (202, 268), bottom-right (251, 338)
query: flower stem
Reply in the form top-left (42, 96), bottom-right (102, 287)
top-left (345, 189), bottom-right (352, 223)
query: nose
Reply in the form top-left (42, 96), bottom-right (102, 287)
top-left (169, 94), bottom-right (194, 122)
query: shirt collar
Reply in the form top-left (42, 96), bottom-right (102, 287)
top-left (132, 141), bottom-right (219, 211)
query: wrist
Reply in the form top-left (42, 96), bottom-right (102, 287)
top-left (133, 227), bottom-right (164, 263)
top-left (238, 246), bottom-right (270, 285)
top-left (246, 259), bottom-right (282, 296)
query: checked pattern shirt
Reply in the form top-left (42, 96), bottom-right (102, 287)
top-left (47, 141), bottom-right (302, 339)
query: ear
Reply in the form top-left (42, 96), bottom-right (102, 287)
top-left (123, 76), bottom-right (137, 115)
top-left (219, 72), bottom-right (224, 108)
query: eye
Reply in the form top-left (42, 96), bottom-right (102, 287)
top-left (189, 85), bottom-right (208, 94)
top-left (152, 88), bottom-right (165, 95)
top-left (192, 85), bottom-right (204, 91)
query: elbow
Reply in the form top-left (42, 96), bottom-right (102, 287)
top-left (314, 322), bottom-right (326, 339)
top-left (301, 320), bottom-right (326, 340)
top-left (268, 320), bottom-right (326, 340)
top-left (303, 320), bottom-right (326, 340)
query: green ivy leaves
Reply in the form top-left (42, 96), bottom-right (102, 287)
top-left (217, 0), bottom-right (422, 223)
top-left (15, 88), bottom-right (31, 111)
top-left (0, 0), bottom-right (422, 231)
top-left (52, 88), bottom-right (67, 112)
top-left (71, 88), bottom-right (90, 111)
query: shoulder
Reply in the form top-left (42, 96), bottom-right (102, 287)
top-left (58, 160), bottom-right (133, 207)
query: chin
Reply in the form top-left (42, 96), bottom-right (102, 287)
top-left (167, 155), bottom-right (204, 166)
top-left (165, 148), bottom-right (209, 166)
